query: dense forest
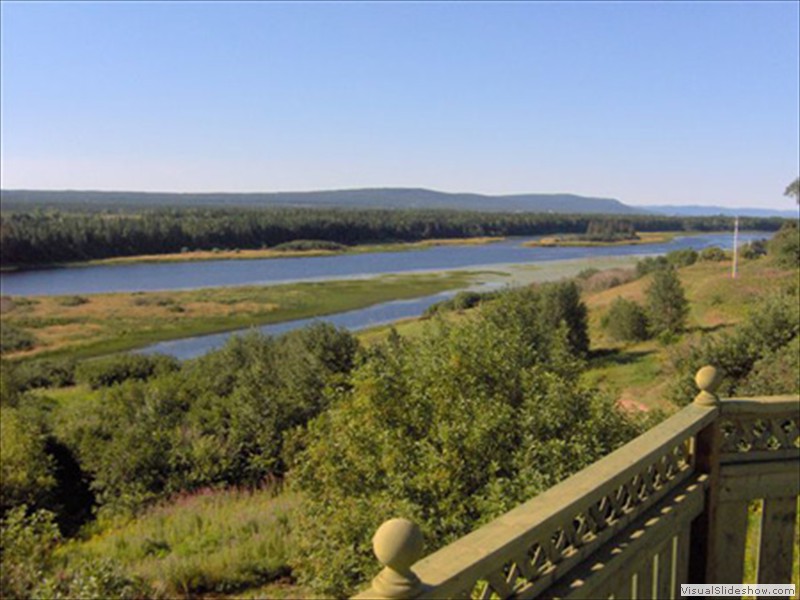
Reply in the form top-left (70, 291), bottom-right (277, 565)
top-left (0, 206), bottom-right (785, 268)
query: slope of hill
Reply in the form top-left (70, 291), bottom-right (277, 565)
top-left (644, 204), bottom-right (798, 218)
top-left (0, 188), bottom-right (645, 214)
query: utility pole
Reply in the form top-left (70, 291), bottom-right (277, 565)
top-left (731, 216), bottom-right (739, 279)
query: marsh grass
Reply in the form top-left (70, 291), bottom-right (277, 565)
top-left (1, 271), bottom-right (478, 360)
top-left (65, 488), bottom-right (299, 597)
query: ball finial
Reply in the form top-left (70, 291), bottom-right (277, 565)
top-left (370, 518), bottom-right (424, 598)
top-left (694, 365), bottom-right (722, 406)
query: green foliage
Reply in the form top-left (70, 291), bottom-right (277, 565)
top-left (59, 324), bottom-right (359, 515)
top-left (423, 290), bottom-right (496, 317)
top-left (583, 219), bottom-right (638, 241)
top-left (0, 407), bottom-right (55, 514)
top-left (271, 239), bottom-right (348, 251)
top-left (74, 353), bottom-right (180, 389)
top-left (289, 288), bottom-right (642, 596)
top-left (667, 289), bottom-right (800, 405)
top-left (56, 295), bottom-right (89, 307)
top-left (636, 255), bottom-right (669, 277)
top-left (13, 359), bottom-right (76, 391)
top-left (645, 267), bottom-right (689, 337)
top-left (666, 248), bottom-right (698, 268)
top-left (601, 298), bottom-right (650, 342)
top-left (71, 488), bottom-right (295, 597)
top-left (785, 177), bottom-right (799, 203)
top-left (0, 324), bottom-right (37, 354)
top-left (699, 246), bottom-right (728, 262)
top-left (0, 507), bottom-right (147, 600)
top-left (740, 239), bottom-right (768, 260)
top-left (767, 221), bottom-right (799, 268)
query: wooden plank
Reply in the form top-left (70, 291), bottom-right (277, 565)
top-left (607, 574), bottom-right (633, 600)
top-left (706, 499), bottom-right (748, 584)
top-left (688, 419), bottom-right (721, 585)
top-left (655, 538), bottom-right (673, 599)
top-left (636, 558), bottom-right (654, 600)
top-left (674, 526), bottom-right (690, 592)
top-left (756, 497), bottom-right (797, 587)
top-left (721, 449), bottom-right (800, 465)
top-left (719, 460), bottom-right (800, 501)
top-left (720, 396), bottom-right (800, 416)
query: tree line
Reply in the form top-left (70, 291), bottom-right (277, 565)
top-left (1, 207), bottom-right (785, 268)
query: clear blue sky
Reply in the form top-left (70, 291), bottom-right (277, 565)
top-left (1, 1), bottom-right (798, 209)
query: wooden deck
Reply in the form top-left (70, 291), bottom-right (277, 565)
top-left (353, 367), bottom-right (800, 599)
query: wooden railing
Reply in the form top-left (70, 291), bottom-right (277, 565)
top-left (354, 367), bottom-right (800, 599)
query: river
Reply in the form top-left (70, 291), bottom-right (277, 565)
top-left (0, 232), bottom-right (765, 297)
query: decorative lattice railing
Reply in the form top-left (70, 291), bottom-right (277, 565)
top-left (353, 367), bottom-right (800, 600)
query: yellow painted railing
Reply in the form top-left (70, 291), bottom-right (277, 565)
top-left (353, 367), bottom-right (800, 599)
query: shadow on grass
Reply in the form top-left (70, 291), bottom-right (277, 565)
top-left (588, 348), bottom-right (656, 369)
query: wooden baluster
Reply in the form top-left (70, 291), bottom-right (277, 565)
top-left (756, 497), bottom-right (797, 595)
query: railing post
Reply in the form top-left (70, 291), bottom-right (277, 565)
top-left (368, 518), bottom-right (424, 599)
top-left (688, 365), bottom-right (722, 584)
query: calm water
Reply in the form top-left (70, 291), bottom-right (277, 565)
top-left (0, 232), bottom-right (765, 297)
top-left (127, 232), bottom-right (767, 360)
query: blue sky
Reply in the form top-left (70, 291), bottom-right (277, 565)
top-left (1, 2), bottom-right (798, 209)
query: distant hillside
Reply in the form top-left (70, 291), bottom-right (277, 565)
top-left (0, 188), bottom-right (646, 214)
top-left (644, 204), bottom-right (798, 219)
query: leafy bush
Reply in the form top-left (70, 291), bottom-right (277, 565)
top-left (0, 325), bottom-right (36, 354)
top-left (767, 221), bottom-right (799, 268)
top-left (56, 295), bottom-right (89, 307)
top-left (699, 246), bottom-right (727, 262)
top-left (289, 288), bottom-right (643, 596)
top-left (645, 267), bottom-right (689, 337)
top-left (0, 507), bottom-right (148, 600)
top-left (0, 407), bottom-right (55, 514)
top-left (601, 298), bottom-right (650, 342)
top-left (667, 289), bottom-right (799, 405)
top-left (739, 239), bottom-right (767, 260)
top-left (13, 359), bottom-right (76, 390)
top-left (75, 353), bottom-right (180, 389)
top-left (636, 256), bottom-right (669, 277)
top-left (666, 248), bottom-right (698, 268)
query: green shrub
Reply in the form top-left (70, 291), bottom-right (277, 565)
top-left (75, 353), bottom-right (180, 389)
top-left (666, 248), bottom-right (698, 268)
top-left (0, 407), bottom-right (56, 513)
top-left (636, 256), bottom-right (669, 277)
top-left (289, 288), bottom-right (643, 596)
top-left (14, 359), bottom-right (76, 390)
top-left (0, 325), bottom-right (36, 354)
top-left (740, 239), bottom-right (768, 260)
top-left (768, 221), bottom-right (799, 268)
top-left (699, 246), bottom-right (728, 262)
top-left (0, 507), bottom-right (148, 599)
top-left (56, 295), bottom-right (89, 307)
top-left (601, 298), bottom-right (650, 342)
top-left (667, 290), bottom-right (799, 405)
top-left (645, 267), bottom-right (689, 337)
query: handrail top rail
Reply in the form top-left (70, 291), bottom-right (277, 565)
top-left (369, 403), bottom-right (718, 593)
top-left (720, 395), bottom-right (800, 416)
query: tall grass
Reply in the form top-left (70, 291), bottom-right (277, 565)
top-left (65, 487), bottom-right (298, 597)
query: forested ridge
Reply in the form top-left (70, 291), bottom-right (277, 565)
top-left (0, 207), bottom-right (784, 268)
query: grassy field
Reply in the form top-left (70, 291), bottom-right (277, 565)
top-left (581, 257), bottom-right (796, 412)
top-left (0, 271), bottom-right (481, 361)
top-left (63, 488), bottom-right (306, 599)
